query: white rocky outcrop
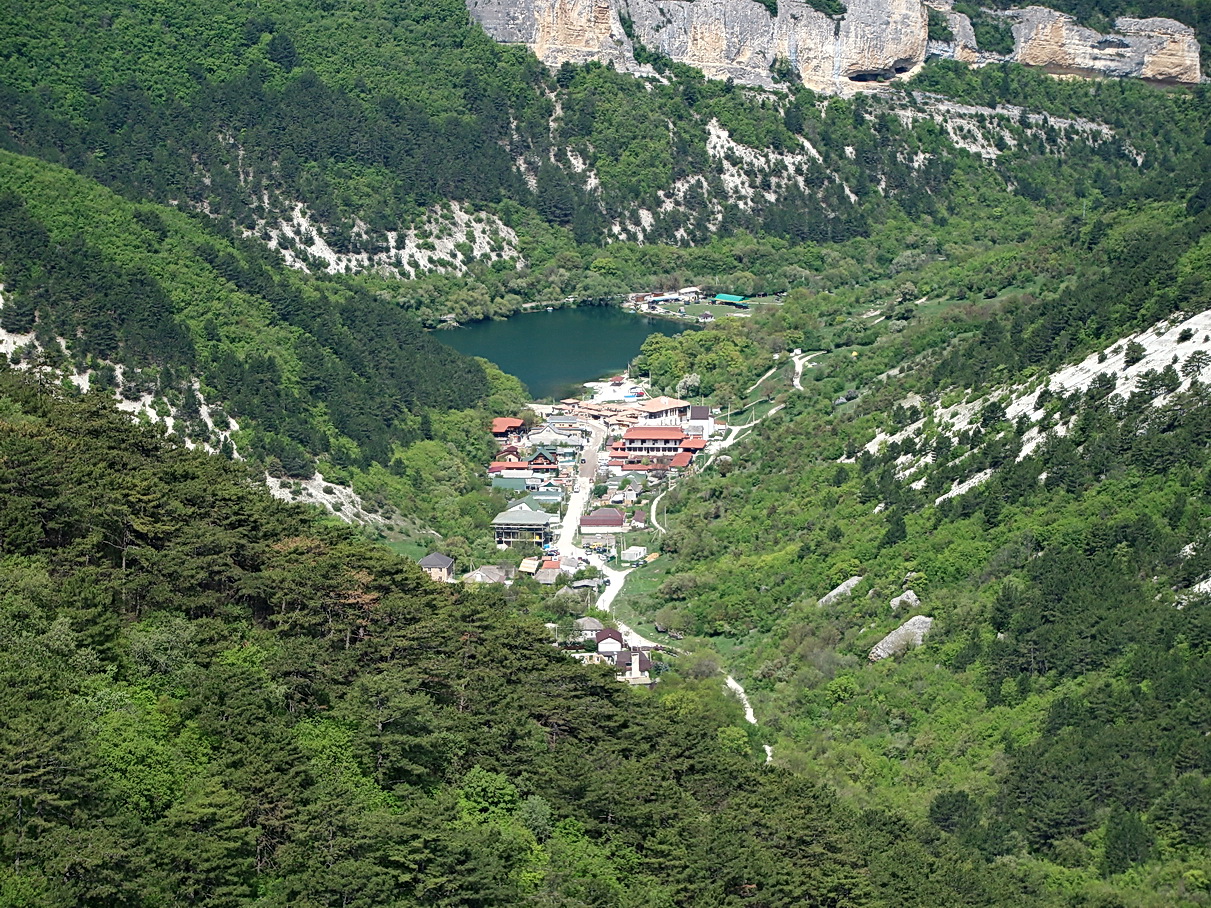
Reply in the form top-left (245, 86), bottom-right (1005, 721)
top-left (466, 0), bottom-right (639, 70)
top-left (869, 614), bottom-right (933, 660)
top-left (260, 201), bottom-right (522, 279)
top-left (265, 470), bottom-right (380, 527)
top-left (889, 589), bottom-right (919, 612)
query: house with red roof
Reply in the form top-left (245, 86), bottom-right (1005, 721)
top-left (595, 628), bottom-right (625, 654)
top-left (620, 425), bottom-right (687, 457)
top-left (605, 424), bottom-right (704, 473)
top-left (491, 417), bottom-right (525, 444)
top-left (580, 507), bottom-right (626, 532)
top-left (615, 649), bottom-right (655, 686)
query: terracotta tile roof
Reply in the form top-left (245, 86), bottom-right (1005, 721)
top-left (636, 395), bottom-right (690, 414)
top-left (669, 452), bottom-right (693, 468)
top-left (488, 461), bottom-right (530, 472)
top-left (581, 508), bottom-right (625, 526)
top-left (492, 417), bottom-right (524, 433)
top-left (681, 438), bottom-right (708, 450)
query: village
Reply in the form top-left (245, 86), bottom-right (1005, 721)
top-left (414, 372), bottom-right (727, 687)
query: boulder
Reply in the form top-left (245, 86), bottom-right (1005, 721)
top-left (890, 589), bottom-right (920, 611)
top-left (869, 615), bottom-right (933, 661)
top-left (819, 575), bottom-right (864, 607)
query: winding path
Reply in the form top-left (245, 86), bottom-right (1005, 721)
top-left (648, 489), bottom-right (668, 534)
top-left (564, 368), bottom-right (807, 746)
top-left (745, 364), bottom-right (778, 395)
top-left (791, 350), bottom-right (823, 391)
top-left (725, 676), bottom-right (774, 763)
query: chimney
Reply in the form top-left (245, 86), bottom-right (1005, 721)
top-left (630, 652), bottom-right (640, 677)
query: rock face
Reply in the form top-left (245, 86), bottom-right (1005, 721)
top-left (469, 0), bottom-right (927, 93)
top-left (869, 615), bottom-right (933, 661)
top-left (626, 0), bottom-right (927, 90)
top-left (927, 3), bottom-right (1201, 83)
top-left (1008, 8), bottom-right (1201, 83)
top-left (890, 589), bottom-right (920, 612)
top-left (467, 0), bottom-right (1201, 93)
top-left (465, 0), bottom-right (638, 71)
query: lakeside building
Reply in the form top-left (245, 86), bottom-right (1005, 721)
top-left (713, 294), bottom-right (749, 308)
top-left (636, 396), bottom-right (691, 423)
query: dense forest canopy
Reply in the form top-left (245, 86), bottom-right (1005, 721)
top-left (0, 368), bottom-right (1065, 907)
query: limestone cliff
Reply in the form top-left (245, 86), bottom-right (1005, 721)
top-left (468, 0), bottom-right (927, 92)
top-left (1007, 8), bottom-right (1201, 83)
top-left (466, 0), bottom-right (1201, 94)
top-left (465, 0), bottom-right (638, 71)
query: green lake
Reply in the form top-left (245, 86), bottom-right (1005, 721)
top-left (440, 306), bottom-right (691, 400)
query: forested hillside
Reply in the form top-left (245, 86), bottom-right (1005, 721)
top-left (0, 367), bottom-right (1072, 907)
top-left (612, 86), bottom-right (1211, 904)
top-left (6, 0), bottom-right (1203, 286)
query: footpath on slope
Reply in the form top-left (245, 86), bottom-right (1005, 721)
top-left (791, 350), bottom-right (823, 391)
top-left (725, 676), bottom-right (774, 763)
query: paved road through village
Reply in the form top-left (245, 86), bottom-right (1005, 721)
top-left (552, 416), bottom-right (659, 649)
top-left (554, 356), bottom-right (818, 747)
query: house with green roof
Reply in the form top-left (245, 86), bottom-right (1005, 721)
top-left (492, 504), bottom-right (559, 547)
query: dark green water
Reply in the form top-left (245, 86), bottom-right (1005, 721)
top-left (440, 306), bottom-right (690, 400)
